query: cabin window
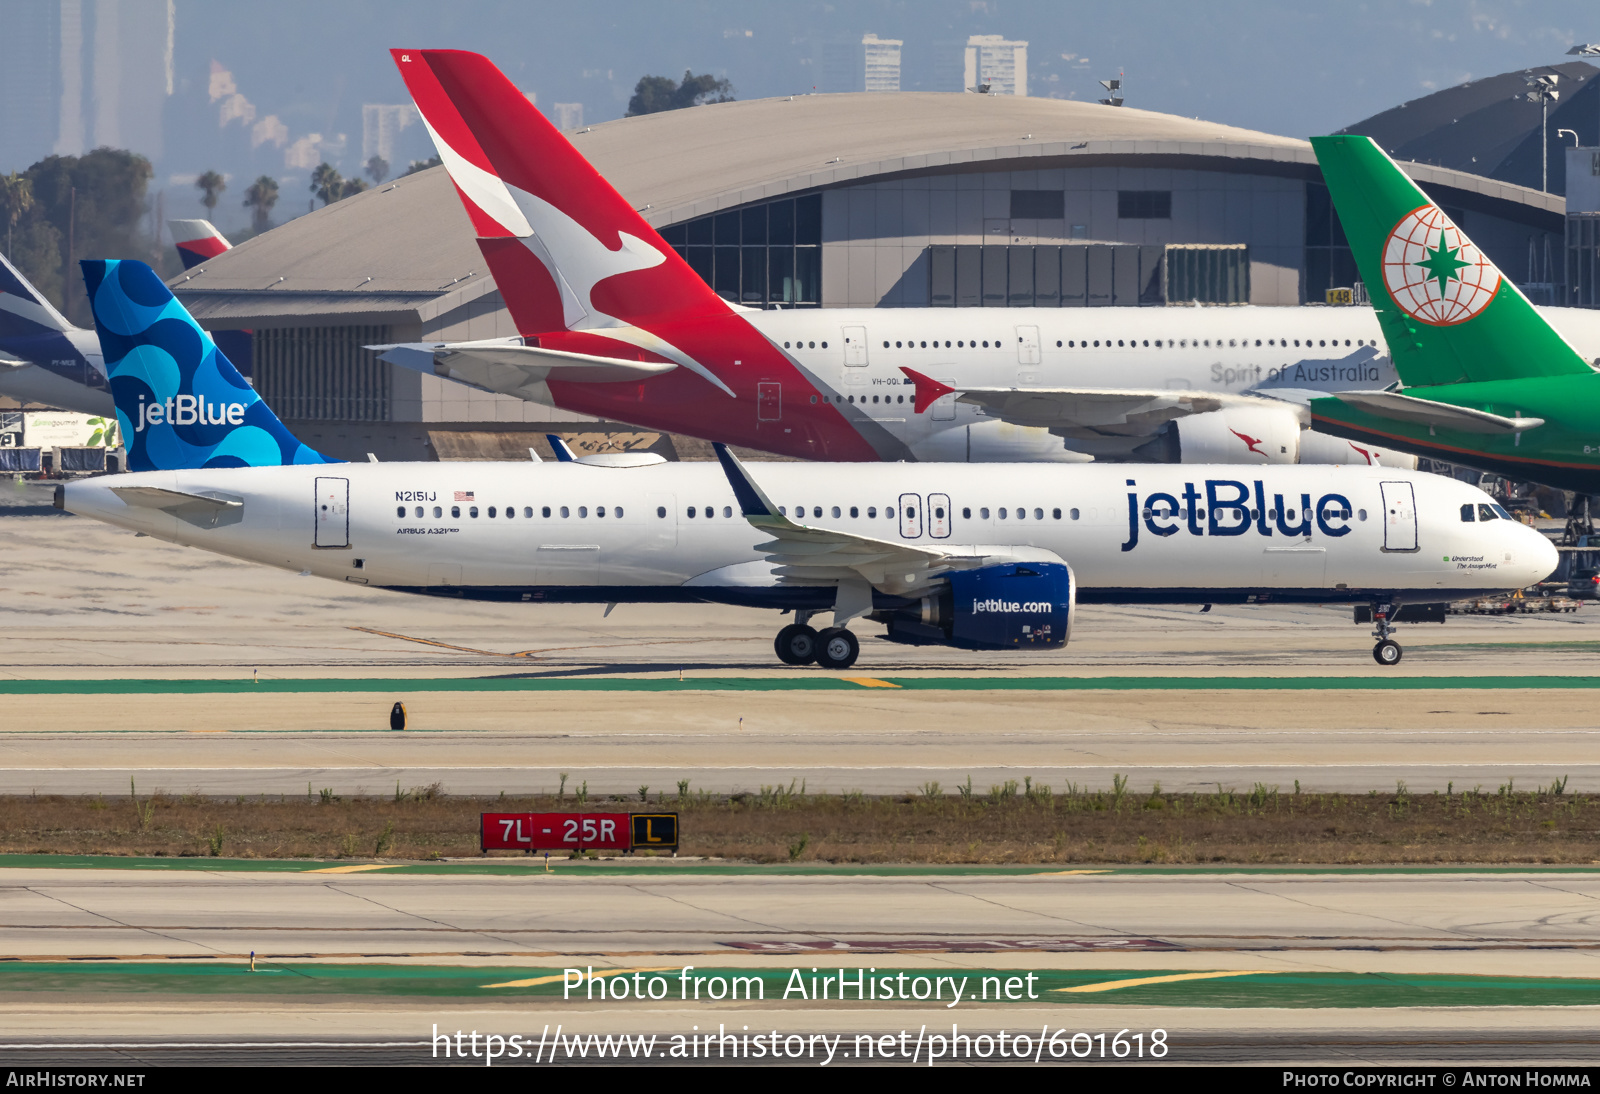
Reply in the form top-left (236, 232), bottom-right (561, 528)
top-left (963, 507), bottom-right (972, 519)
top-left (469, 507), bottom-right (479, 518)
top-left (980, 507), bottom-right (990, 519)
top-left (524, 507), bottom-right (533, 518)
top-left (867, 507), bottom-right (877, 518)
top-left (487, 506), bottom-right (496, 518)
top-left (505, 507), bottom-right (514, 519)
top-left (615, 507), bottom-right (624, 518)
top-left (1358, 509), bottom-right (1368, 521)
top-left (811, 506), bottom-right (822, 518)
top-left (396, 506), bottom-right (405, 518)
top-left (832, 506), bottom-right (841, 518)
top-left (687, 506), bottom-right (697, 518)
top-left (560, 506), bottom-right (570, 518)
top-left (596, 506), bottom-right (606, 517)
top-left (451, 506), bottom-right (461, 518)
top-left (1070, 508), bottom-right (1080, 520)
top-left (657, 506), bottom-right (667, 518)
top-left (433, 506), bottom-right (442, 518)
top-left (886, 506), bottom-right (896, 518)
top-left (723, 506), bottom-right (733, 518)
top-left (999, 508), bottom-right (1008, 519)
top-left (1053, 508), bottom-right (1062, 519)
top-left (541, 506), bottom-right (551, 518)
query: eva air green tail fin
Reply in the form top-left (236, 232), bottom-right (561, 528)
top-left (1309, 134), bottom-right (1591, 386)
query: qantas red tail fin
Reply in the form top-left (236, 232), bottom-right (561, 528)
top-left (391, 48), bottom-right (731, 336)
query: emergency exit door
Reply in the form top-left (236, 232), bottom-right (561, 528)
top-left (314, 477), bottom-right (349, 548)
top-left (1379, 481), bottom-right (1418, 552)
top-left (1016, 325), bottom-right (1041, 365)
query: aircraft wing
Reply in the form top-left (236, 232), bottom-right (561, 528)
top-left (372, 338), bottom-right (676, 401)
top-left (1327, 390), bottom-right (1544, 434)
top-left (898, 367), bottom-right (1288, 441)
top-left (711, 442), bottom-right (1050, 599)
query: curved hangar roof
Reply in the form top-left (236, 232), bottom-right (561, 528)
top-left (172, 91), bottom-right (1565, 328)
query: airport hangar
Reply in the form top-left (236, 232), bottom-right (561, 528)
top-left (167, 90), bottom-right (1568, 462)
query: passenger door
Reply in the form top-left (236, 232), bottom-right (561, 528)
top-left (898, 493), bottom-right (922, 539)
top-left (1380, 481), bottom-right (1419, 552)
top-left (928, 493), bottom-right (952, 539)
top-left (1015, 324), bottom-right (1041, 365)
top-left (313, 477), bottom-right (349, 548)
top-left (757, 382), bottom-right (781, 421)
top-left (842, 325), bottom-right (868, 366)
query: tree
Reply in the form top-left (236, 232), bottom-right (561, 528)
top-left (365, 155), bottom-right (389, 185)
top-left (340, 177), bottom-right (369, 200)
top-left (403, 156), bottom-right (441, 176)
top-left (310, 163), bottom-right (343, 207)
top-left (0, 171), bottom-right (33, 256)
top-left (627, 70), bottom-right (734, 116)
top-left (195, 170), bottom-right (226, 214)
top-left (24, 149), bottom-right (154, 322)
top-left (242, 175), bottom-right (279, 233)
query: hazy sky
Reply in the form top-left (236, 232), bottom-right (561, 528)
top-left (142, 0), bottom-right (1600, 227)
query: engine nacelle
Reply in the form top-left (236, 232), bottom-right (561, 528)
top-left (1297, 428), bottom-right (1418, 469)
top-left (1154, 406), bottom-right (1305, 464)
top-left (881, 561), bottom-right (1075, 650)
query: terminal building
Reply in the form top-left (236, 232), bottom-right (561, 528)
top-left (168, 86), bottom-right (1576, 457)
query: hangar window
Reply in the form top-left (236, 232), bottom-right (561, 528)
top-left (1011, 190), bottom-right (1065, 219)
top-left (663, 193), bottom-right (821, 307)
top-left (1117, 190), bottom-right (1171, 219)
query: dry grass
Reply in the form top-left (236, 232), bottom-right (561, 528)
top-left (1, 777), bottom-right (1597, 864)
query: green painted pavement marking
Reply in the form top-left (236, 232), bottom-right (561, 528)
top-left (2, 854), bottom-right (1599, 877)
top-left (5, 675), bottom-right (1600, 695)
top-left (0, 963), bottom-right (1597, 1007)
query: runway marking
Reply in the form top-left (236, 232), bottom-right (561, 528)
top-left (10, 674), bottom-right (1600, 695)
top-left (482, 966), bottom-right (677, 990)
top-left (1030, 870), bottom-right (1113, 877)
top-left (348, 627), bottom-right (542, 659)
top-left (843, 677), bottom-right (900, 688)
top-left (304, 864), bottom-right (405, 875)
top-left (1057, 970), bottom-right (1282, 993)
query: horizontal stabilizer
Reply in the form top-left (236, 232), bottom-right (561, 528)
top-left (110, 486), bottom-right (244, 529)
top-left (372, 338), bottom-right (675, 399)
top-left (1330, 390), bottom-right (1544, 434)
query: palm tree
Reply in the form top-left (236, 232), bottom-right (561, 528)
top-left (242, 176), bottom-right (279, 233)
top-left (340, 177), bottom-right (369, 200)
top-left (310, 163), bottom-right (343, 207)
top-left (0, 171), bottom-right (33, 256)
top-left (195, 170), bottom-right (226, 214)
top-left (365, 155), bottom-right (389, 185)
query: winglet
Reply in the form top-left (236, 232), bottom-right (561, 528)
top-left (547, 434), bottom-right (576, 462)
top-left (714, 442), bottom-right (785, 521)
top-left (898, 367), bottom-right (957, 414)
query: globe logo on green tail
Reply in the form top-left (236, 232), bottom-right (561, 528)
top-left (1381, 204), bottom-right (1499, 326)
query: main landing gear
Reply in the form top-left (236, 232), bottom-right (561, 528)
top-left (774, 615), bottom-right (860, 670)
top-left (1370, 602), bottom-right (1402, 667)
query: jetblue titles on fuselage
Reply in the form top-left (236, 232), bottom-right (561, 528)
top-left (1121, 477), bottom-right (1353, 552)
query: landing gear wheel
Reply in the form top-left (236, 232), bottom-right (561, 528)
top-left (814, 627), bottom-right (860, 670)
top-left (1373, 639), bottom-right (1403, 666)
top-left (774, 624), bottom-right (820, 666)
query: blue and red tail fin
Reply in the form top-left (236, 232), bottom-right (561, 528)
top-left (168, 220), bottom-right (233, 270)
top-left (82, 259), bottom-right (332, 472)
top-left (391, 48), bottom-right (732, 336)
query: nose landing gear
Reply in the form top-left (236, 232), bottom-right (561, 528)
top-left (1370, 602), bottom-right (1403, 666)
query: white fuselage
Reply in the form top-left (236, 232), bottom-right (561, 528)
top-left (63, 461), bottom-right (1556, 614)
top-left (734, 305), bottom-right (1600, 463)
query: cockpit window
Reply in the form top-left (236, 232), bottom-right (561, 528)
top-left (1478, 503), bottom-right (1499, 521)
top-left (1461, 504), bottom-right (1476, 522)
top-left (1491, 504), bottom-right (1513, 520)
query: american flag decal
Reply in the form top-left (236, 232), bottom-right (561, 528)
top-left (454, 490), bottom-right (474, 502)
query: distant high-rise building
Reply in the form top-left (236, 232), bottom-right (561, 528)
top-left (862, 34), bottom-right (902, 93)
top-left (362, 104), bottom-right (421, 167)
top-left (964, 35), bottom-right (1027, 97)
top-left (0, 0), bottom-right (172, 171)
top-left (550, 102), bottom-right (584, 131)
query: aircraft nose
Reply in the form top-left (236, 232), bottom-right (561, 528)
top-left (1522, 523), bottom-right (1559, 584)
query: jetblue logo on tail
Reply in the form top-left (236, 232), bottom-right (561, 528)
top-left (82, 259), bottom-right (332, 473)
